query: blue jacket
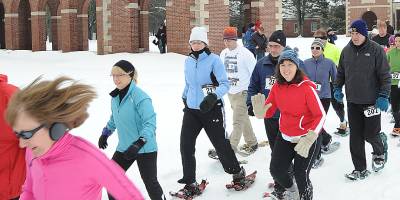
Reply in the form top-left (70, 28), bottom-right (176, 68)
top-left (244, 29), bottom-right (256, 51)
top-left (182, 51), bottom-right (230, 109)
top-left (106, 81), bottom-right (157, 153)
top-left (247, 55), bottom-right (280, 119)
top-left (303, 55), bottom-right (337, 99)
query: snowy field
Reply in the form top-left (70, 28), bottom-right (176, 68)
top-left (1, 35), bottom-right (399, 200)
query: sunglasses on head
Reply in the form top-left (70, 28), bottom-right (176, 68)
top-left (15, 124), bottom-right (45, 139)
top-left (315, 36), bottom-right (327, 40)
top-left (311, 46), bottom-right (321, 50)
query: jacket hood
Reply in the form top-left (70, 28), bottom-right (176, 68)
top-left (0, 74), bottom-right (8, 83)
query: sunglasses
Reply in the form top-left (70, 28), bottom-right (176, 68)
top-left (15, 124), bottom-right (45, 139)
top-left (315, 36), bottom-right (327, 40)
top-left (311, 46), bottom-right (321, 50)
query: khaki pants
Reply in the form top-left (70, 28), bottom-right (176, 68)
top-left (228, 91), bottom-right (257, 151)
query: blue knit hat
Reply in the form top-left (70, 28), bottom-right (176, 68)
top-left (350, 19), bottom-right (368, 37)
top-left (278, 49), bottom-right (300, 67)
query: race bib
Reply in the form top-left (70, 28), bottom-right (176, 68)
top-left (265, 76), bottom-right (276, 90)
top-left (202, 84), bottom-right (216, 96)
top-left (391, 72), bottom-right (400, 80)
top-left (314, 82), bottom-right (322, 91)
top-left (363, 106), bottom-right (381, 117)
top-left (228, 77), bottom-right (240, 86)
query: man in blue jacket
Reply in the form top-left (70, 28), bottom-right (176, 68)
top-left (247, 30), bottom-right (287, 199)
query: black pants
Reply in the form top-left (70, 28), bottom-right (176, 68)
top-left (390, 85), bottom-right (400, 128)
top-left (347, 103), bottom-right (384, 171)
top-left (180, 102), bottom-right (241, 184)
top-left (108, 151), bottom-right (164, 200)
top-left (316, 98), bottom-right (332, 160)
top-left (264, 118), bottom-right (280, 152)
top-left (270, 135), bottom-right (321, 200)
top-left (330, 82), bottom-right (345, 122)
top-left (158, 39), bottom-right (166, 54)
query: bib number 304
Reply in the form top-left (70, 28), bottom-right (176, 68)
top-left (363, 106), bottom-right (381, 117)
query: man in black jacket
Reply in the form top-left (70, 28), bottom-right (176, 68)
top-left (334, 19), bottom-right (391, 180)
top-left (156, 22), bottom-right (167, 53)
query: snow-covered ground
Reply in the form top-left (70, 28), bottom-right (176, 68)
top-left (1, 35), bottom-right (399, 200)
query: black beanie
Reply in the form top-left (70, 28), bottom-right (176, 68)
top-left (114, 60), bottom-right (135, 75)
top-left (269, 30), bottom-right (286, 47)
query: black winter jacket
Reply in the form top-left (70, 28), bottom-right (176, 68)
top-left (335, 39), bottom-right (391, 104)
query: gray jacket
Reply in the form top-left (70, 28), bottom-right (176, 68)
top-left (335, 39), bottom-right (391, 104)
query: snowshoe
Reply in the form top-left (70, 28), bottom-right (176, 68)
top-left (208, 149), bottom-right (248, 164)
top-left (345, 170), bottom-right (370, 181)
top-left (226, 170), bottom-right (257, 191)
top-left (263, 183), bottom-right (285, 199)
top-left (170, 180), bottom-right (208, 200)
top-left (312, 157), bottom-right (324, 169)
top-left (321, 141), bottom-right (340, 154)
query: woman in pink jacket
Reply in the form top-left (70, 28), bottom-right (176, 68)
top-left (252, 49), bottom-right (325, 200)
top-left (5, 76), bottom-right (144, 200)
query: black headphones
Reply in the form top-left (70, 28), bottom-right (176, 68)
top-left (49, 123), bottom-right (69, 141)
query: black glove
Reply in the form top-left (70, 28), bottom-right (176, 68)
top-left (247, 105), bottom-right (255, 116)
top-left (123, 137), bottom-right (146, 160)
top-left (199, 93), bottom-right (218, 113)
top-left (98, 127), bottom-right (112, 149)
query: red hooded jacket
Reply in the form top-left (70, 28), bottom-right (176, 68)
top-left (265, 78), bottom-right (326, 141)
top-left (0, 74), bottom-right (25, 199)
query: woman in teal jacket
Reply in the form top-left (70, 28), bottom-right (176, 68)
top-left (98, 60), bottom-right (165, 200)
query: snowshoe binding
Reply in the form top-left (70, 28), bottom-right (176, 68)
top-left (226, 167), bottom-right (257, 191)
top-left (345, 170), bottom-right (371, 181)
top-left (170, 180), bottom-right (208, 200)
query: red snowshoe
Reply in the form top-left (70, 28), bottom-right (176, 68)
top-left (170, 180), bottom-right (208, 200)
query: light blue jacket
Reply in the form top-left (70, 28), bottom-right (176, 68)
top-left (106, 81), bottom-right (157, 153)
top-left (303, 55), bottom-right (337, 99)
top-left (182, 51), bottom-right (230, 109)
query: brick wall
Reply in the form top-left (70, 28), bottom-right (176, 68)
top-left (347, 0), bottom-right (391, 33)
top-left (205, 0), bottom-right (229, 53)
top-left (166, 0), bottom-right (191, 54)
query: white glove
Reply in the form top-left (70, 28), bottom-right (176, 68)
top-left (294, 130), bottom-right (318, 158)
top-left (251, 93), bottom-right (272, 119)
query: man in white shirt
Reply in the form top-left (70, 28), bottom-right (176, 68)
top-left (220, 27), bottom-right (258, 154)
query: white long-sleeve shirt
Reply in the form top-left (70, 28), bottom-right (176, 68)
top-left (220, 46), bottom-right (256, 94)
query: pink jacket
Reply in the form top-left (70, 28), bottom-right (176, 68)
top-left (20, 133), bottom-right (144, 200)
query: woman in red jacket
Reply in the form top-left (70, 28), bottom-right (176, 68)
top-left (252, 49), bottom-right (325, 200)
top-left (0, 74), bottom-right (25, 200)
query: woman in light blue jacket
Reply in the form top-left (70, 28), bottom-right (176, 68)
top-left (303, 38), bottom-right (338, 168)
top-left (176, 27), bottom-right (250, 197)
top-left (98, 60), bottom-right (165, 200)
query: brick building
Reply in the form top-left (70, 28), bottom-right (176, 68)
top-left (347, 0), bottom-right (400, 32)
top-left (283, 18), bottom-right (321, 37)
top-left (0, 0), bottom-right (282, 55)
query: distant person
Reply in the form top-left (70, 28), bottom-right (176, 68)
top-left (243, 23), bottom-right (256, 56)
top-left (327, 27), bottom-right (337, 44)
top-left (372, 20), bottom-right (391, 48)
top-left (386, 20), bottom-right (395, 35)
top-left (0, 74), bottom-right (25, 200)
top-left (252, 20), bottom-right (268, 60)
top-left (156, 22), bottom-right (167, 53)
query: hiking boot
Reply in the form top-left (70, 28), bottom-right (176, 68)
top-left (232, 166), bottom-right (246, 185)
top-left (283, 184), bottom-right (299, 200)
top-left (339, 121), bottom-right (347, 130)
top-left (182, 182), bottom-right (202, 196)
top-left (320, 138), bottom-right (332, 154)
top-left (345, 169), bottom-right (370, 180)
top-left (241, 143), bottom-right (258, 154)
top-left (270, 184), bottom-right (285, 200)
top-left (312, 157), bottom-right (324, 169)
top-left (391, 128), bottom-right (400, 137)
